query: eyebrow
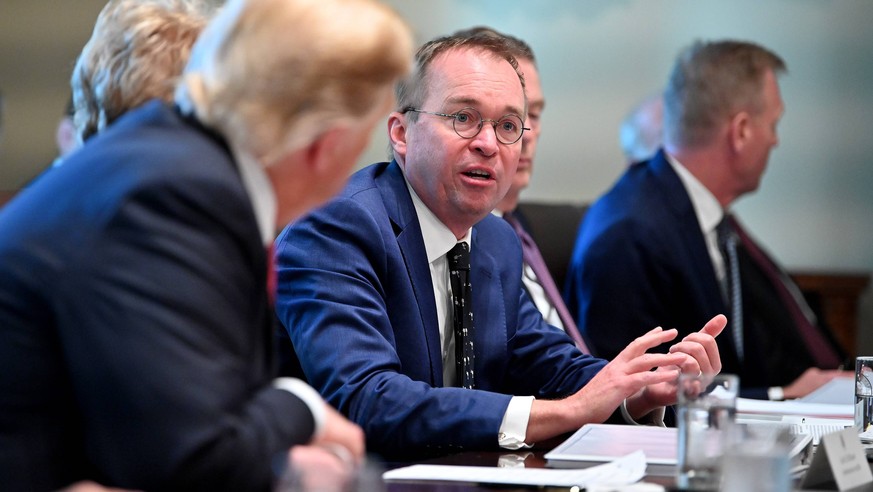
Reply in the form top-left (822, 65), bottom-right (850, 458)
top-left (443, 96), bottom-right (524, 117)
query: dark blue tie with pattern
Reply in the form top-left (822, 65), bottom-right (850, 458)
top-left (448, 241), bottom-right (475, 389)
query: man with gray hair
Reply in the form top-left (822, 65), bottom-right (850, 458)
top-left (567, 39), bottom-right (848, 401)
top-left (0, 0), bottom-right (412, 489)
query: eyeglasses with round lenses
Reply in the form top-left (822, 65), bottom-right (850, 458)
top-left (403, 107), bottom-right (529, 145)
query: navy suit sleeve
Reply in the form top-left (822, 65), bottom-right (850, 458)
top-left (57, 177), bottom-right (313, 489)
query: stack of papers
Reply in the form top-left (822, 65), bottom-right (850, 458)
top-left (737, 414), bottom-right (853, 445)
top-left (545, 422), bottom-right (814, 473)
top-left (736, 394), bottom-right (854, 445)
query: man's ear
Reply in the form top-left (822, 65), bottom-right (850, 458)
top-left (55, 117), bottom-right (78, 156)
top-left (266, 125), bottom-right (356, 225)
top-left (387, 112), bottom-right (408, 159)
top-left (728, 111), bottom-right (751, 153)
top-left (305, 126), bottom-right (349, 174)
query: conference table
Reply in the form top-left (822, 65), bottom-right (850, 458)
top-left (381, 437), bottom-right (674, 492)
top-left (379, 436), bottom-right (873, 492)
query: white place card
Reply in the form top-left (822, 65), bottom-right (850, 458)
top-left (801, 427), bottom-right (873, 490)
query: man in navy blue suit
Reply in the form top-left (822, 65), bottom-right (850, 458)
top-left (0, 0), bottom-right (412, 489)
top-left (566, 40), bottom-right (848, 401)
top-left (275, 31), bottom-right (726, 456)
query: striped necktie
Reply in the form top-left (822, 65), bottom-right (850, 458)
top-left (717, 216), bottom-right (744, 361)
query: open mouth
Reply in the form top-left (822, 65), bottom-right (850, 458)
top-left (462, 169), bottom-right (492, 180)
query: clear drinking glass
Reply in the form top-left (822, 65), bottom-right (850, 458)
top-left (855, 356), bottom-right (873, 440)
top-left (676, 373), bottom-right (739, 490)
top-left (721, 424), bottom-right (792, 492)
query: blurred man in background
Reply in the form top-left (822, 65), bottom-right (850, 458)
top-left (567, 39), bottom-right (848, 401)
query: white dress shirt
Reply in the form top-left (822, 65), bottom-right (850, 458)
top-left (404, 178), bottom-right (534, 449)
top-left (665, 153), bottom-right (727, 293)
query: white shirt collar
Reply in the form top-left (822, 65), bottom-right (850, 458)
top-left (403, 174), bottom-right (472, 261)
top-left (232, 145), bottom-right (277, 247)
top-left (176, 93), bottom-right (277, 247)
top-left (665, 152), bottom-right (725, 234)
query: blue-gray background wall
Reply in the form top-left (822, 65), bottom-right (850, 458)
top-left (2, 0), bottom-right (871, 352)
top-left (359, 0), bottom-right (873, 354)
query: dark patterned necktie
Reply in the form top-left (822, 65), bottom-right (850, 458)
top-left (717, 216), bottom-right (744, 361)
top-left (447, 242), bottom-right (475, 389)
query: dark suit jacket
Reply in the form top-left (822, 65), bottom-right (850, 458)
top-left (0, 101), bottom-right (314, 491)
top-left (275, 161), bottom-right (606, 455)
top-left (565, 150), bottom-right (827, 399)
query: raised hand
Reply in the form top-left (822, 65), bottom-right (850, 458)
top-left (637, 314), bottom-right (727, 410)
top-left (526, 326), bottom-right (687, 442)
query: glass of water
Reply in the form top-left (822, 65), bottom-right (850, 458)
top-left (855, 357), bottom-right (873, 439)
top-left (676, 373), bottom-right (739, 491)
top-left (721, 424), bottom-right (792, 492)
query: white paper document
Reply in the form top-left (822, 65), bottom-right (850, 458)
top-left (383, 450), bottom-right (647, 488)
top-left (737, 397), bottom-right (853, 419)
top-left (798, 377), bottom-right (854, 405)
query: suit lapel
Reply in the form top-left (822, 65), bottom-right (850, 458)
top-left (650, 153), bottom-right (725, 314)
top-left (469, 225), bottom-right (500, 387)
top-left (376, 162), bottom-right (443, 385)
top-left (649, 152), bottom-right (740, 364)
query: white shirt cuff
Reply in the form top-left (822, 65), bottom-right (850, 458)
top-left (768, 386), bottom-right (785, 401)
top-left (273, 377), bottom-right (326, 439)
top-left (498, 396), bottom-right (535, 450)
top-left (620, 399), bottom-right (666, 426)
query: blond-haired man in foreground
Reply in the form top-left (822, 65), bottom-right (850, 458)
top-left (0, 0), bottom-right (412, 489)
